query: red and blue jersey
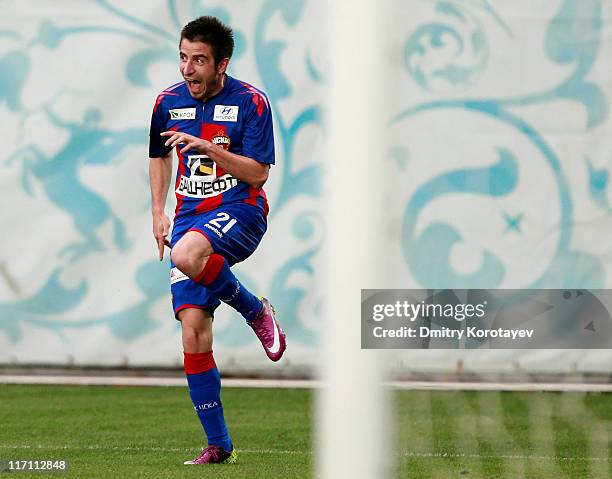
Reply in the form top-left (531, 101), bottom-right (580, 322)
top-left (149, 75), bottom-right (274, 219)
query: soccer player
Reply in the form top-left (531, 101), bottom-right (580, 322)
top-left (148, 16), bottom-right (286, 465)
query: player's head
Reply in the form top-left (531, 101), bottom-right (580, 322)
top-left (179, 16), bottom-right (234, 100)
top-left (180, 16), bottom-right (234, 66)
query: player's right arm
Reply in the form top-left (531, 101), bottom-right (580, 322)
top-left (149, 92), bottom-right (174, 260)
top-left (149, 154), bottom-right (172, 260)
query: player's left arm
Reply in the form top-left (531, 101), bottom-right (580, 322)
top-left (159, 131), bottom-right (269, 188)
top-left (203, 145), bottom-right (270, 189)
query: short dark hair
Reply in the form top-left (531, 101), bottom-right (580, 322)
top-left (180, 16), bottom-right (234, 65)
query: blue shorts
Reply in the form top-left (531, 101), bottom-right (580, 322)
top-left (169, 203), bottom-right (267, 319)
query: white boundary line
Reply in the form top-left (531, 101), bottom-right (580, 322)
top-left (0, 444), bottom-right (608, 462)
top-left (0, 375), bottom-right (313, 388)
top-left (1, 375), bottom-right (612, 392)
top-left (402, 451), bottom-right (609, 462)
top-left (388, 380), bottom-right (612, 392)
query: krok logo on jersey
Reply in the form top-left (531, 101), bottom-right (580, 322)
top-left (169, 108), bottom-right (196, 120)
top-left (213, 105), bottom-right (239, 122)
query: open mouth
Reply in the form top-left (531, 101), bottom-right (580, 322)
top-left (186, 79), bottom-right (203, 94)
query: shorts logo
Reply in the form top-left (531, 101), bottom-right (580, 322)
top-left (169, 108), bottom-right (196, 120)
top-left (213, 105), bottom-right (239, 122)
top-left (170, 267), bottom-right (189, 284)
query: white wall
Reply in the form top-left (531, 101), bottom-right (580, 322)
top-left (1, 0), bottom-right (611, 375)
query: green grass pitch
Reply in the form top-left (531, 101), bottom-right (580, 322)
top-left (1, 385), bottom-right (611, 478)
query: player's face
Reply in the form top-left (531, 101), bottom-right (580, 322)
top-left (179, 39), bottom-right (228, 100)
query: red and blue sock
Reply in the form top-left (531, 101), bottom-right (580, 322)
top-left (184, 351), bottom-right (232, 452)
top-left (194, 253), bottom-right (262, 322)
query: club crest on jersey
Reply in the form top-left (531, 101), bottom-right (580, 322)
top-left (169, 108), bottom-right (196, 120)
top-left (187, 155), bottom-right (216, 180)
top-left (213, 105), bottom-right (239, 122)
top-left (212, 131), bottom-right (231, 150)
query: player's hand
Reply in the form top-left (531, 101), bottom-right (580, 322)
top-left (161, 131), bottom-right (213, 155)
top-left (153, 213), bottom-right (171, 261)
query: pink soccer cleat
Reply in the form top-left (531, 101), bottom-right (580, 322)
top-left (248, 298), bottom-right (286, 361)
top-left (184, 445), bottom-right (237, 465)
